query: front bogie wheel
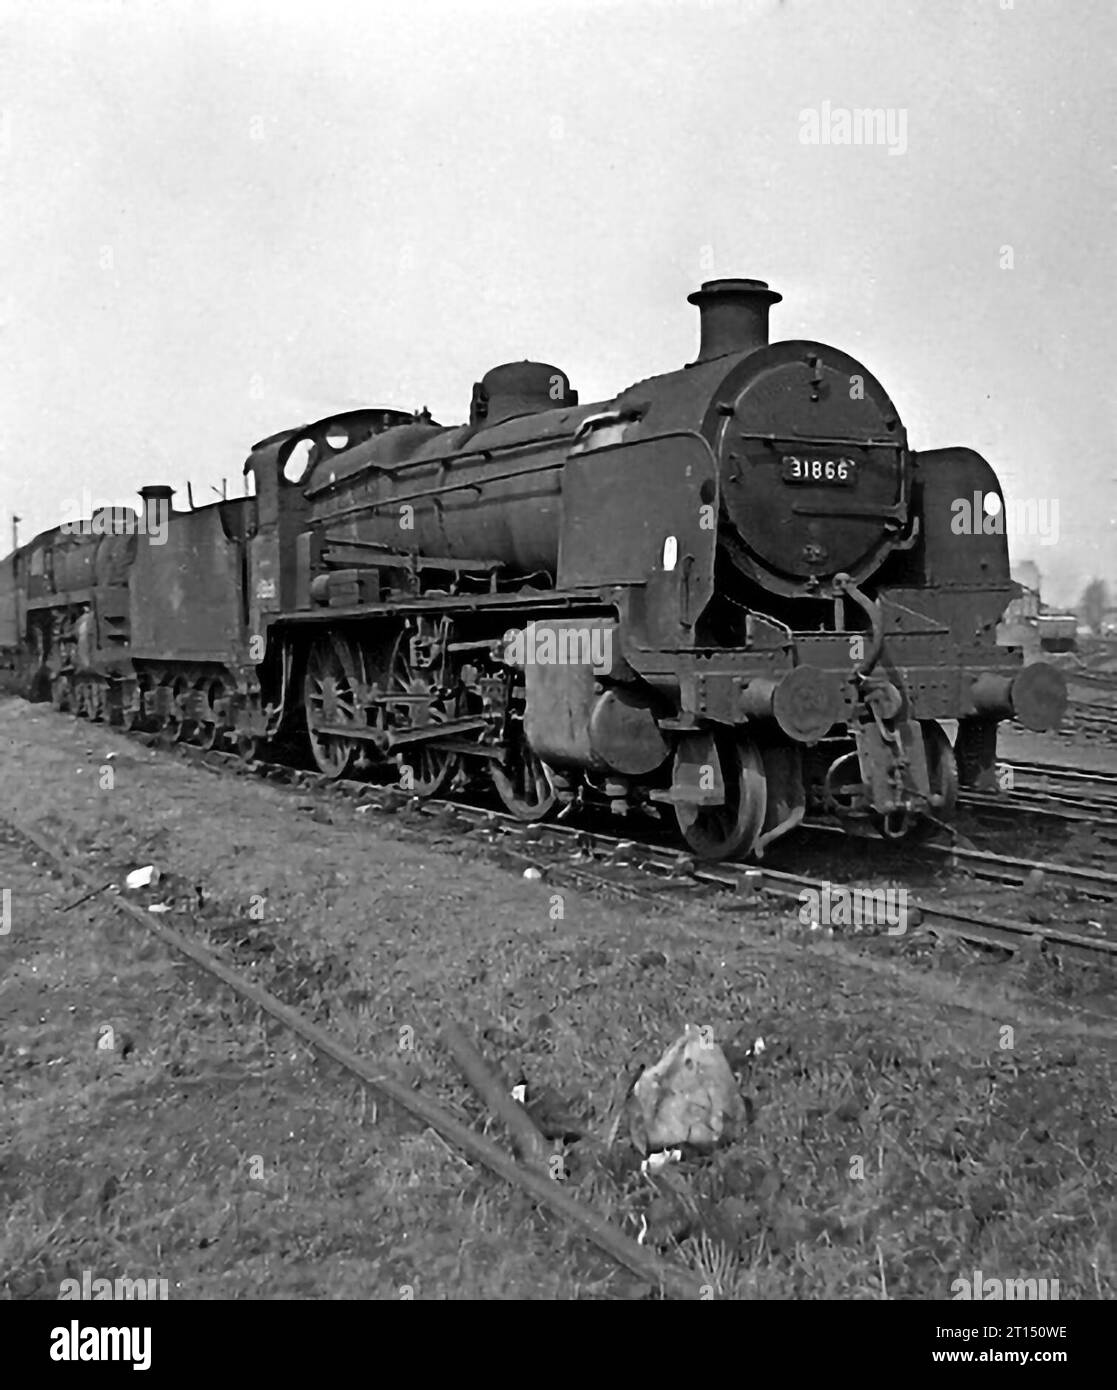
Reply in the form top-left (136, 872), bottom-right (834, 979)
top-left (673, 731), bottom-right (768, 861)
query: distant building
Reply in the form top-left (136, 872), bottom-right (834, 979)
top-left (997, 565), bottom-right (1077, 660)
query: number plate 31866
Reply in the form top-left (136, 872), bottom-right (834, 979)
top-left (781, 455), bottom-right (857, 486)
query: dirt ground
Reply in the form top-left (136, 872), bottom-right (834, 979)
top-left (1, 697), bottom-right (1114, 1299)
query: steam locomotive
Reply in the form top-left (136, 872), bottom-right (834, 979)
top-left (0, 278), bottom-right (1067, 857)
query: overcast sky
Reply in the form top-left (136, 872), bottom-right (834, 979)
top-left (1, 0), bottom-right (1112, 605)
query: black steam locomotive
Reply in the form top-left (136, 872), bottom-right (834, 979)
top-left (0, 278), bottom-right (1067, 857)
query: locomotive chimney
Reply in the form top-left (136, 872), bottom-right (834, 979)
top-left (138, 484), bottom-right (175, 536)
top-left (688, 278), bottom-right (782, 363)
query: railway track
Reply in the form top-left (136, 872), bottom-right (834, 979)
top-left (1066, 661), bottom-right (1117, 689)
top-left (997, 763), bottom-right (1117, 823)
top-left (16, 701), bottom-right (1117, 966)
top-left (948, 760), bottom-right (1117, 833)
top-left (1008, 760), bottom-right (1117, 792)
top-left (160, 737), bottom-right (1117, 966)
top-left (960, 787), bottom-right (1117, 831)
top-left (1052, 702), bottom-right (1117, 746)
top-left (919, 840), bottom-right (1117, 901)
top-left (1066, 668), bottom-right (1117, 694)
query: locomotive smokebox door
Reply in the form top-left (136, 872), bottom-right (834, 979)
top-left (713, 342), bottom-right (909, 597)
